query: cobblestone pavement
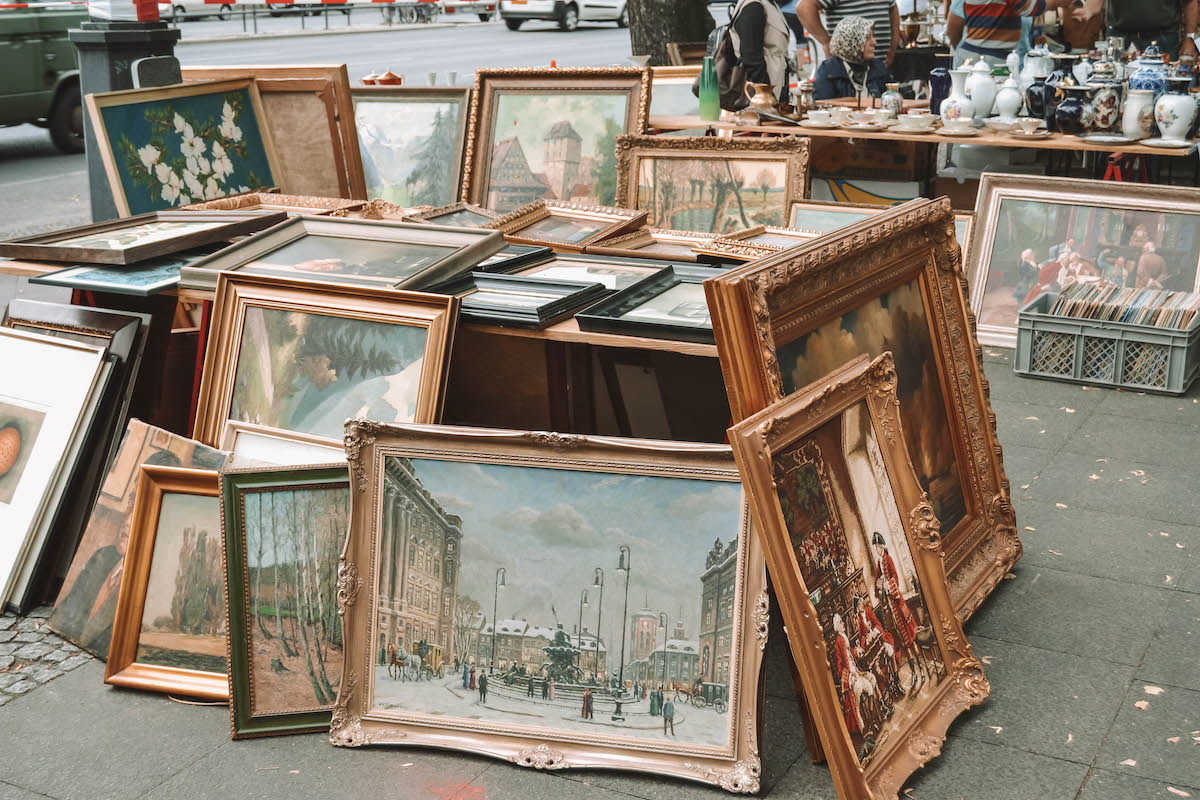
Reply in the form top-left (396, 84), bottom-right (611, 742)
top-left (0, 607), bottom-right (93, 706)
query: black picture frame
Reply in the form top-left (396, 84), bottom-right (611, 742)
top-left (575, 265), bottom-right (722, 344)
top-left (438, 272), bottom-right (607, 330)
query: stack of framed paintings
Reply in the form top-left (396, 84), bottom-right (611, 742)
top-left (967, 173), bottom-right (1200, 347)
top-left (693, 225), bottom-right (818, 262)
top-left (332, 422), bottom-right (768, 792)
top-left (615, 136), bottom-right (811, 235)
top-left (485, 200), bottom-right (647, 252)
top-left (177, 215), bottom-right (504, 293)
top-left (488, 253), bottom-right (664, 292)
top-left (584, 228), bottom-right (713, 262)
top-left (86, 79), bottom-right (282, 216)
top-left (183, 192), bottom-right (367, 216)
top-left (434, 273), bottom-right (609, 330)
top-left (577, 265), bottom-right (721, 343)
top-left (729, 353), bottom-right (988, 799)
top-left (706, 198), bottom-right (1018, 621)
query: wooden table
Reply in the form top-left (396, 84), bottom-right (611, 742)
top-left (648, 115), bottom-right (1198, 158)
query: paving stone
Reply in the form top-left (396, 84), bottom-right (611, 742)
top-left (1095, 679), bottom-right (1200, 789)
top-left (1137, 627), bottom-right (1200, 693)
top-left (58, 642), bottom-right (80, 653)
top-left (0, 656), bottom-right (12, 671)
top-left (997, 443), bottom-right (1057, 491)
top-left (59, 654), bottom-right (92, 671)
top-left (12, 632), bottom-right (45, 644)
top-left (0, 617), bottom-right (15, 631)
top-left (0, 778), bottom-right (65, 799)
top-left (1095, 384), bottom-right (1200, 426)
top-left (901, 735), bottom-right (1088, 799)
top-left (0, 631), bottom-right (16, 644)
top-left (1013, 500), bottom-right (1200, 589)
top-left (1078, 768), bottom-right (1200, 800)
top-left (1162, 592), bottom-right (1199, 630)
top-left (6, 680), bottom-right (36, 695)
top-left (28, 667), bottom-right (62, 685)
top-left (26, 606), bottom-right (51, 619)
top-left (40, 650), bottom-right (69, 664)
top-left (0, 693), bottom-right (12, 708)
top-left (0, 672), bottom-right (22, 688)
top-left (951, 635), bottom-right (1135, 763)
top-left (1061, 412), bottom-right (1200, 470)
top-left (13, 643), bottom-right (52, 661)
top-left (0, 644), bottom-right (16, 656)
top-left (1025, 450), bottom-right (1200, 528)
top-left (990, 399), bottom-right (1092, 451)
top-left (12, 620), bottom-right (39, 633)
top-left (966, 565), bottom-right (1171, 665)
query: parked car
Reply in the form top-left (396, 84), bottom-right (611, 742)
top-left (160, 0), bottom-right (234, 20)
top-left (0, 5), bottom-right (86, 153)
top-left (499, 0), bottom-right (626, 30)
top-left (265, 0), bottom-right (352, 16)
top-left (440, 0), bottom-right (497, 21)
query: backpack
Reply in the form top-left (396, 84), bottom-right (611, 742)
top-left (691, 0), bottom-right (756, 111)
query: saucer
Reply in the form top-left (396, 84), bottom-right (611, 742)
top-left (843, 122), bottom-right (887, 132)
top-left (1079, 133), bottom-right (1134, 144)
top-left (895, 125), bottom-right (935, 134)
top-left (799, 119), bottom-right (839, 128)
top-left (1008, 129), bottom-right (1053, 140)
top-left (1143, 137), bottom-right (1193, 149)
top-left (940, 127), bottom-right (980, 137)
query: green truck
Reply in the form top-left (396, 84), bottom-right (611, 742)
top-left (0, 5), bottom-right (87, 153)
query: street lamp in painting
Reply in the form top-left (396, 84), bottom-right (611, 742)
top-left (576, 588), bottom-right (589, 667)
top-left (616, 545), bottom-right (631, 693)
top-left (490, 567), bottom-right (505, 674)
top-left (592, 567), bottom-right (604, 684)
top-left (658, 612), bottom-right (669, 688)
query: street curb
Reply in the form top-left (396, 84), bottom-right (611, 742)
top-left (178, 20), bottom-right (464, 44)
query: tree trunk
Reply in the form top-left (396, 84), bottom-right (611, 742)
top-left (270, 491), bottom-right (297, 658)
top-left (254, 493), bottom-right (273, 640)
top-left (627, 0), bottom-right (715, 67)
top-left (292, 492), bottom-right (329, 705)
top-left (305, 494), bottom-right (336, 702)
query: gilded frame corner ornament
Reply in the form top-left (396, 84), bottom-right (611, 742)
top-left (728, 353), bottom-right (989, 800)
top-left (706, 197), bottom-right (1018, 620)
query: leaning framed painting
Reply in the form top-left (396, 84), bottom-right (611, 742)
top-left (615, 136), bottom-right (810, 235)
top-left (728, 353), bottom-right (988, 800)
top-left (222, 464), bottom-right (350, 737)
top-left (86, 78), bottom-right (282, 216)
top-left (693, 225), bottom-right (817, 262)
top-left (967, 173), bottom-right (1200, 347)
top-left (193, 273), bottom-right (459, 448)
top-left (333, 422), bottom-right (767, 792)
top-left (104, 465), bottom-right (227, 699)
top-left (706, 198), bottom-right (1017, 620)
top-left (485, 200), bottom-right (646, 252)
top-left (584, 228), bottom-right (712, 262)
top-left (352, 86), bottom-right (472, 209)
top-left (461, 67), bottom-right (651, 213)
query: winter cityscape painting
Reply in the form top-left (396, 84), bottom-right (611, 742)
top-left (773, 403), bottom-right (946, 766)
top-left (369, 456), bottom-right (745, 748)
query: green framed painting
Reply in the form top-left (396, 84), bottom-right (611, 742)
top-left (221, 464), bottom-right (350, 738)
top-left (87, 79), bottom-right (281, 216)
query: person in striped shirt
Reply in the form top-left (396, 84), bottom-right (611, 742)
top-left (947, 0), bottom-right (1072, 67)
top-left (798, 0), bottom-right (903, 66)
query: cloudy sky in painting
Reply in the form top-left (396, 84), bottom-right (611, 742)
top-left (405, 457), bottom-right (742, 650)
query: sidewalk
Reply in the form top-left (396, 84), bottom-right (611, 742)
top-left (170, 12), bottom-right (481, 45)
top-left (0, 351), bottom-right (1196, 800)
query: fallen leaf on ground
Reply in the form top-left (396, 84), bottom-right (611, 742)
top-left (1178, 543), bottom-right (1186, 548)
top-left (1121, 759), bottom-right (1138, 766)
top-left (1097, 458), bottom-right (1108, 463)
top-left (988, 726), bottom-right (1003, 734)
top-left (1020, 484), bottom-right (1030, 489)
top-left (1090, 474), bottom-right (1101, 480)
top-left (1040, 429), bottom-right (1047, 434)
top-left (1161, 532), bottom-right (1171, 537)
top-left (1166, 576), bottom-right (1173, 583)
top-left (981, 656), bottom-right (992, 664)
top-left (1025, 526), bottom-right (1036, 532)
top-left (1142, 479), bottom-right (1150, 485)
top-left (1061, 407), bottom-right (1076, 413)
top-left (1132, 469), bottom-right (1146, 477)
top-left (1168, 737), bottom-right (1181, 743)
top-left (1135, 701), bottom-right (1150, 710)
top-left (1066, 734), bottom-right (1073, 744)
top-left (1056, 503), bottom-right (1069, 509)
top-left (290, 770), bottom-right (299, 774)
top-left (1024, 416), bottom-right (1039, 421)
top-left (1004, 573), bottom-right (1017, 580)
top-left (1144, 686), bottom-right (1164, 695)
top-left (1048, 549), bottom-right (1063, 556)
top-left (1167, 789), bottom-right (1191, 798)
top-left (401, 763), bottom-right (413, 768)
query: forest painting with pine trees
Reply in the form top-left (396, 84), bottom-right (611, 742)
top-left (229, 307), bottom-right (428, 441)
top-left (244, 483), bottom-right (349, 713)
top-left (355, 97), bottom-right (467, 208)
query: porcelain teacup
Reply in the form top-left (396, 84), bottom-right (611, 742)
top-left (806, 109), bottom-right (832, 125)
top-left (942, 116), bottom-right (974, 133)
top-left (1017, 117), bottom-right (1042, 134)
top-left (828, 106), bottom-right (851, 125)
top-left (897, 113), bottom-right (933, 130)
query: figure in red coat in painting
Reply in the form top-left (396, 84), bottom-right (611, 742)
top-left (872, 532), bottom-right (923, 690)
top-left (832, 613), bottom-right (878, 745)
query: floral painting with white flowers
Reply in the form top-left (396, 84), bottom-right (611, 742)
top-left (102, 88), bottom-right (274, 215)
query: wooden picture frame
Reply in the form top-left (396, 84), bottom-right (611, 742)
top-left (351, 86), bottom-right (473, 210)
top-left (666, 42), bottom-right (708, 66)
top-left (476, 244), bottom-right (554, 273)
top-left (193, 272), bottom-right (459, 448)
top-left (705, 199), bottom-right (1017, 620)
top-left (403, 202), bottom-right (500, 227)
top-left (221, 463), bottom-right (351, 737)
top-left (728, 353), bottom-right (989, 799)
top-left (693, 226), bottom-right (818, 261)
top-left (177, 215), bottom-right (504, 293)
top-left (0, 210), bottom-right (286, 266)
top-left (434, 272), bottom-right (609, 329)
top-left (577, 265), bottom-right (721, 344)
top-left (461, 67), bottom-right (651, 211)
top-left (29, 246), bottom-right (225, 297)
top-left (86, 79), bottom-right (284, 217)
top-left (788, 199), bottom-right (887, 233)
top-left (485, 200), bottom-right (647, 252)
top-left (182, 65), bottom-right (366, 199)
top-left (615, 136), bottom-right (811, 235)
top-left (104, 465), bottom-right (227, 700)
top-left (222, 421), bottom-right (345, 467)
top-left (584, 228), bottom-right (713, 262)
top-left (333, 421), bottom-right (767, 792)
top-left (966, 173), bottom-right (1200, 347)
top-left (649, 66), bottom-right (701, 123)
top-left (182, 192), bottom-right (366, 215)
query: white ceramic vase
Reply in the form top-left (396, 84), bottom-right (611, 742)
top-left (965, 59), bottom-right (997, 117)
top-left (994, 77), bottom-right (1023, 122)
top-left (940, 68), bottom-right (976, 121)
top-left (1154, 79), bottom-right (1198, 141)
top-left (1122, 89), bottom-right (1156, 139)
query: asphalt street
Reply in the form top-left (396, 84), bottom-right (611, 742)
top-left (0, 18), bottom-right (633, 241)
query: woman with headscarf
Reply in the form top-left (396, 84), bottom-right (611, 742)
top-left (730, 0), bottom-right (793, 104)
top-left (812, 16), bottom-right (892, 101)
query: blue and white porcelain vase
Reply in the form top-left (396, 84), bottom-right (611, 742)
top-left (1129, 42), bottom-right (1169, 98)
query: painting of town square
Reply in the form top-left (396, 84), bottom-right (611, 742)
top-left (355, 94), bottom-right (468, 208)
top-left (774, 404), bottom-right (946, 766)
top-left (484, 92), bottom-right (628, 213)
top-left (135, 491), bottom-right (226, 674)
top-left (775, 279), bottom-right (966, 533)
top-left (370, 456), bottom-right (744, 748)
top-left (243, 484), bottom-right (348, 714)
top-left (635, 157), bottom-right (790, 234)
top-left (229, 308), bottom-right (429, 441)
top-left (978, 198), bottom-right (1200, 332)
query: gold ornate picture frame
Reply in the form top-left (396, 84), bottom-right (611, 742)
top-left (728, 353), bottom-right (988, 800)
top-left (705, 199), bottom-right (1017, 620)
top-left (615, 135), bottom-right (811, 235)
top-left (182, 192), bottom-right (366, 215)
top-left (403, 202), bottom-right (500, 227)
top-left (333, 422), bottom-right (768, 793)
top-left (193, 273), bottom-right (459, 448)
top-left (461, 67), bottom-right (651, 212)
top-left (104, 465), bottom-right (227, 700)
top-left (485, 200), bottom-right (647, 252)
top-left (692, 225), bottom-right (818, 262)
top-left (585, 228), bottom-right (714, 262)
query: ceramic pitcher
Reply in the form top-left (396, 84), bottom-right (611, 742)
top-left (744, 82), bottom-right (777, 113)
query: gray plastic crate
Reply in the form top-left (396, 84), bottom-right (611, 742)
top-left (1014, 292), bottom-right (1200, 395)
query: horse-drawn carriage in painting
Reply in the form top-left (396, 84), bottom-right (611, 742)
top-left (387, 640), bottom-right (446, 681)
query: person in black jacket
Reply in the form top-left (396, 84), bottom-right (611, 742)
top-left (812, 16), bottom-right (892, 101)
top-left (731, 0), bottom-right (793, 102)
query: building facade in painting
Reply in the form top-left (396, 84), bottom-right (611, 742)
top-left (630, 607), bottom-right (658, 662)
top-left (475, 620), bottom-right (607, 678)
top-left (699, 538), bottom-right (737, 687)
top-left (376, 458), bottom-right (464, 663)
top-left (487, 138), bottom-right (551, 209)
top-left (627, 639), bottom-right (700, 688)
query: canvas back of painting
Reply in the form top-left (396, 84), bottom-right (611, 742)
top-left (260, 89), bottom-right (344, 198)
top-left (49, 420), bottom-right (228, 658)
top-left (136, 490), bottom-right (226, 674)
